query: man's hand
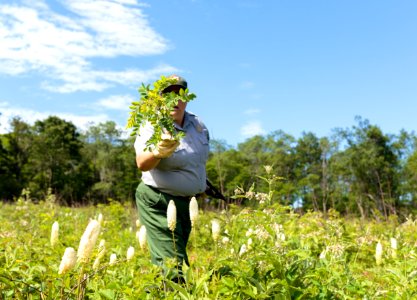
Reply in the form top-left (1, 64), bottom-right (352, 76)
top-left (152, 133), bottom-right (180, 159)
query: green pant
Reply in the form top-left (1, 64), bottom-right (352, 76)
top-left (135, 182), bottom-right (192, 269)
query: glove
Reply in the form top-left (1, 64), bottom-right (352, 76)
top-left (152, 133), bottom-right (180, 159)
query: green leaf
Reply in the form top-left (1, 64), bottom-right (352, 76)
top-left (99, 289), bottom-right (116, 299)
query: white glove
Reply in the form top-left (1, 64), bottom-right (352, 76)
top-left (152, 133), bottom-right (179, 159)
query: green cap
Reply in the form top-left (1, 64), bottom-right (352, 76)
top-left (162, 75), bottom-right (188, 93)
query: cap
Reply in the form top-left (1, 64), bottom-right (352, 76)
top-left (162, 75), bottom-right (188, 93)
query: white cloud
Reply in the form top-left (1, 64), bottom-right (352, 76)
top-left (0, 0), bottom-right (174, 93)
top-left (97, 94), bottom-right (136, 111)
top-left (240, 120), bottom-right (265, 138)
top-left (243, 108), bottom-right (261, 115)
top-left (0, 102), bottom-right (109, 133)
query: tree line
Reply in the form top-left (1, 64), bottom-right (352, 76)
top-left (1, 115), bottom-right (417, 219)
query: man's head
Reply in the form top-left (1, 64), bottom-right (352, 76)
top-left (160, 75), bottom-right (188, 126)
top-left (162, 75), bottom-right (188, 94)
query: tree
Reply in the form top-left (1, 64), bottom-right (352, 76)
top-left (293, 132), bottom-right (322, 212)
top-left (82, 121), bottom-right (139, 203)
top-left (336, 118), bottom-right (400, 218)
top-left (206, 139), bottom-right (251, 206)
top-left (28, 116), bottom-right (89, 203)
top-left (0, 118), bottom-right (32, 200)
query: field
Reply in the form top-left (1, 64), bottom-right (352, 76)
top-left (1, 195), bottom-right (417, 299)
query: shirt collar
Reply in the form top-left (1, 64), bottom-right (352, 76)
top-left (174, 111), bottom-right (190, 132)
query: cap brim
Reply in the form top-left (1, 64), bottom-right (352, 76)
top-left (162, 84), bottom-right (187, 93)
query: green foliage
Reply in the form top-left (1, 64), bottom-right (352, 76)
top-left (126, 75), bottom-right (196, 149)
top-left (2, 188), bottom-right (417, 299)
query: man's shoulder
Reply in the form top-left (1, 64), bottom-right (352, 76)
top-left (186, 111), bottom-right (209, 141)
top-left (186, 111), bottom-right (206, 128)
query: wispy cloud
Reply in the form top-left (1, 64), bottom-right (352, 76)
top-left (240, 120), bottom-right (265, 138)
top-left (0, 102), bottom-right (109, 133)
top-left (243, 108), bottom-right (261, 115)
top-left (97, 94), bottom-right (136, 111)
top-left (0, 0), bottom-right (175, 93)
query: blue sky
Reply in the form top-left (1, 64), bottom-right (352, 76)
top-left (1, 0), bottom-right (416, 147)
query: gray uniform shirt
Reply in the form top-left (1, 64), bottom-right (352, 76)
top-left (134, 111), bottom-right (209, 197)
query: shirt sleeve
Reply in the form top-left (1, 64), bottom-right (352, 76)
top-left (134, 122), bottom-right (154, 155)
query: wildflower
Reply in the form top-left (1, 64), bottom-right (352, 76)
top-left (255, 193), bottom-right (268, 203)
top-left (98, 239), bottom-right (105, 252)
top-left (58, 247), bottom-right (77, 275)
top-left (255, 227), bottom-right (270, 240)
top-left (97, 240), bottom-right (106, 260)
top-left (327, 244), bottom-right (344, 259)
top-left (246, 228), bottom-right (254, 237)
top-left (234, 187), bottom-right (245, 195)
top-left (93, 240), bottom-right (106, 270)
top-left (109, 253), bottom-right (117, 265)
top-left (51, 221), bottom-right (59, 247)
top-left (137, 225), bottom-right (147, 250)
top-left (319, 249), bottom-right (327, 260)
top-left (136, 219), bottom-right (141, 228)
top-left (272, 223), bottom-right (283, 234)
top-left (239, 244), bottom-right (247, 256)
top-left (97, 213), bottom-right (103, 225)
top-left (189, 197), bottom-right (199, 227)
top-left (92, 257), bottom-right (100, 270)
top-left (222, 237), bottom-right (230, 244)
top-left (245, 191), bottom-right (255, 200)
top-left (77, 220), bottom-right (101, 263)
top-left (211, 219), bottom-right (221, 242)
top-left (167, 200), bottom-right (177, 231)
top-left (375, 241), bottom-right (383, 265)
top-left (272, 223), bottom-right (285, 241)
top-left (264, 165), bottom-right (273, 175)
top-left (127, 246), bottom-right (135, 261)
top-left (390, 237), bottom-right (397, 259)
top-left (247, 238), bottom-right (253, 249)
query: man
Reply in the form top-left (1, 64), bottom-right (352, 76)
top-left (134, 75), bottom-right (209, 281)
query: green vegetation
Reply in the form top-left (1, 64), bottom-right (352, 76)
top-left (1, 183), bottom-right (417, 299)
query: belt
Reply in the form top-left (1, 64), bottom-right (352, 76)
top-left (146, 184), bottom-right (202, 201)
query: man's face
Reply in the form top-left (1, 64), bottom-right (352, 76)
top-left (163, 86), bottom-right (187, 125)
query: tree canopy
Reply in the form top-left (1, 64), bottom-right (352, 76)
top-left (1, 115), bottom-right (416, 219)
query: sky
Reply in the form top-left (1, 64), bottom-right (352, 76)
top-left (1, 0), bottom-right (417, 147)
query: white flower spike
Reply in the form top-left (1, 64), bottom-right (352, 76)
top-left (51, 221), bottom-right (59, 247)
top-left (127, 246), bottom-right (135, 261)
top-left (138, 225), bottom-right (147, 250)
top-left (211, 219), bottom-right (221, 242)
top-left (58, 247), bottom-right (77, 275)
top-left (189, 197), bottom-right (199, 227)
top-left (375, 241), bottom-right (383, 265)
top-left (167, 200), bottom-right (177, 231)
top-left (109, 253), bottom-right (117, 265)
top-left (77, 220), bottom-right (101, 263)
